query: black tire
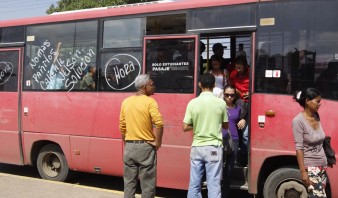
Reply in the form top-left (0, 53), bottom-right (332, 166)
top-left (37, 144), bottom-right (72, 182)
top-left (263, 168), bottom-right (307, 198)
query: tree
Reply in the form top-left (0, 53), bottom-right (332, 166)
top-left (46, 0), bottom-right (157, 14)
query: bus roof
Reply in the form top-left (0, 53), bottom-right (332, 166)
top-left (0, 0), bottom-right (257, 28)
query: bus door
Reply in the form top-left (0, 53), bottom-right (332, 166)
top-left (0, 48), bottom-right (23, 165)
top-left (143, 35), bottom-right (199, 189)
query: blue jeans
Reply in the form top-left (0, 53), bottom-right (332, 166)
top-left (187, 146), bottom-right (223, 198)
top-left (222, 139), bottom-right (239, 198)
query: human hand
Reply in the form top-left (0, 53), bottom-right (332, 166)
top-left (301, 171), bottom-right (311, 187)
top-left (147, 140), bottom-right (161, 150)
top-left (237, 119), bottom-right (246, 129)
top-left (242, 92), bottom-right (249, 99)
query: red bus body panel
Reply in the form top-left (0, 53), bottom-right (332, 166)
top-left (250, 94), bottom-right (338, 195)
top-left (0, 93), bottom-right (21, 164)
top-left (21, 91), bottom-right (195, 189)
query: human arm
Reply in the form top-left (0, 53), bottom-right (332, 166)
top-left (296, 149), bottom-right (310, 186)
top-left (183, 122), bottom-right (193, 132)
top-left (148, 99), bottom-right (164, 150)
top-left (222, 122), bottom-right (229, 130)
top-left (237, 119), bottom-right (246, 129)
top-left (119, 103), bottom-right (126, 144)
top-left (148, 127), bottom-right (163, 150)
top-left (292, 116), bottom-right (309, 186)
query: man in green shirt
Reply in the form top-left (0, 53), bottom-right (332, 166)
top-left (183, 73), bottom-right (228, 198)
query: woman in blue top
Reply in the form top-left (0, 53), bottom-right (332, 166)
top-left (222, 85), bottom-right (246, 198)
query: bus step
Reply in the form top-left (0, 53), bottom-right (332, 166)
top-left (230, 179), bottom-right (249, 190)
top-left (231, 166), bottom-right (248, 182)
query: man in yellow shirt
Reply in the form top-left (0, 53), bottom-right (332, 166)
top-left (119, 74), bottom-right (163, 198)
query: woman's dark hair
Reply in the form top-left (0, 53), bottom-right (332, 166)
top-left (200, 73), bottom-right (215, 89)
top-left (293, 88), bottom-right (321, 108)
top-left (224, 85), bottom-right (239, 104)
top-left (235, 55), bottom-right (248, 66)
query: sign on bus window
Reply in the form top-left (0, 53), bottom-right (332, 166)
top-left (99, 49), bottom-right (142, 91)
top-left (24, 21), bottom-right (98, 92)
top-left (0, 51), bottom-right (18, 92)
top-left (145, 37), bottom-right (195, 93)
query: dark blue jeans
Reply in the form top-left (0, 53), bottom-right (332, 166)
top-left (222, 139), bottom-right (239, 198)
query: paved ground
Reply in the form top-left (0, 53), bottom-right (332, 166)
top-left (0, 172), bottom-right (126, 198)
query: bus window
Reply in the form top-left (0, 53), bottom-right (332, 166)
top-left (0, 26), bottom-right (25, 43)
top-left (144, 37), bottom-right (195, 93)
top-left (24, 20), bottom-right (98, 91)
top-left (0, 51), bottom-right (19, 92)
top-left (146, 13), bottom-right (186, 35)
top-left (100, 18), bottom-right (144, 92)
top-left (99, 49), bottom-right (142, 92)
top-left (255, 1), bottom-right (338, 101)
top-left (102, 18), bottom-right (145, 49)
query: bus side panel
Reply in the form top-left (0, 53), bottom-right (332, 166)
top-left (0, 93), bottom-right (21, 165)
top-left (22, 132), bottom-right (71, 166)
top-left (69, 136), bottom-right (124, 176)
top-left (250, 94), bottom-right (338, 196)
top-left (21, 92), bottom-right (128, 138)
top-left (153, 94), bottom-right (194, 190)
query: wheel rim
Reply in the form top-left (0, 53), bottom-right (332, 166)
top-left (277, 180), bottom-right (307, 198)
top-left (41, 152), bottom-right (62, 178)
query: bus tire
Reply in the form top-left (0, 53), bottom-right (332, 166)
top-left (263, 168), bottom-right (307, 198)
top-left (37, 144), bottom-right (71, 182)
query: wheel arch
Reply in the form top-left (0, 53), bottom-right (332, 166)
top-left (30, 140), bottom-right (62, 166)
top-left (256, 155), bottom-right (298, 196)
top-left (256, 155), bottom-right (332, 197)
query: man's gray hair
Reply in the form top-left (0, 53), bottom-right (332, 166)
top-left (134, 74), bottom-right (150, 90)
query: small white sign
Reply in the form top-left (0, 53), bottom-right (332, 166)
top-left (258, 115), bottom-right (265, 123)
top-left (273, 70), bottom-right (281, 78)
top-left (26, 80), bottom-right (31, 86)
top-left (265, 70), bottom-right (273, 78)
top-left (26, 36), bottom-right (35, 42)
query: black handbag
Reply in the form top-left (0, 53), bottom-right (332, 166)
top-left (323, 136), bottom-right (336, 166)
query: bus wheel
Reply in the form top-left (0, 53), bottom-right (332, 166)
top-left (263, 168), bottom-right (307, 198)
top-left (37, 144), bottom-right (71, 182)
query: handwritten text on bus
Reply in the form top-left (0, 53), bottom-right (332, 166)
top-left (29, 40), bottom-right (95, 91)
top-left (0, 61), bottom-right (14, 85)
top-left (105, 54), bottom-right (141, 90)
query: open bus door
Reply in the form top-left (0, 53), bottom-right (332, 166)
top-left (142, 35), bottom-right (199, 189)
top-left (0, 48), bottom-right (23, 165)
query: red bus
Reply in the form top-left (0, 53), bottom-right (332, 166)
top-left (0, 0), bottom-right (337, 197)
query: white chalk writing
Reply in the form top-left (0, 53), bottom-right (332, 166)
top-left (105, 54), bottom-right (141, 90)
top-left (29, 40), bottom-right (96, 91)
top-left (0, 61), bottom-right (14, 85)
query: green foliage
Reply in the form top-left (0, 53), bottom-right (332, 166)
top-left (46, 0), bottom-right (157, 14)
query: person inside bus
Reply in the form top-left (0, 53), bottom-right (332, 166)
top-left (210, 43), bottom-right (229, 71)
top-left (229, 55), bottom-right (250, 166)
top-left (222, 85), bottom-right (246, 198)
top-left (209, 55), bottom-right (229, 89)
top-left (119, 74), bottom-right (164, 198)
top-left (80, 66), bottom-right (96, 90)
top-left (183, 73), bottom-right (228, 198)
top-left (292, 88), bottom-right (329, 197)
top-left (209, 56), bottom-right (229, 98)
top-left (200, 41), bottom-right (206, 75)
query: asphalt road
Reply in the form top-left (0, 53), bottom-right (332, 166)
top-left (0, 163), bottom-right (253, 198)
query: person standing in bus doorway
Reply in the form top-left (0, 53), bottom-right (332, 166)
top-left (211, 43), bottom-right (228, 71)
top-left (183, 73), bottom-right (228, 198)
top-left (222, 85), bottom-right (246, 198)
top-left (119, 74), bottom-right (164, 198)
top-left (292, 88), bottom-right (329, 198)
top-left (229, 55), bottom-right (249, 166)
